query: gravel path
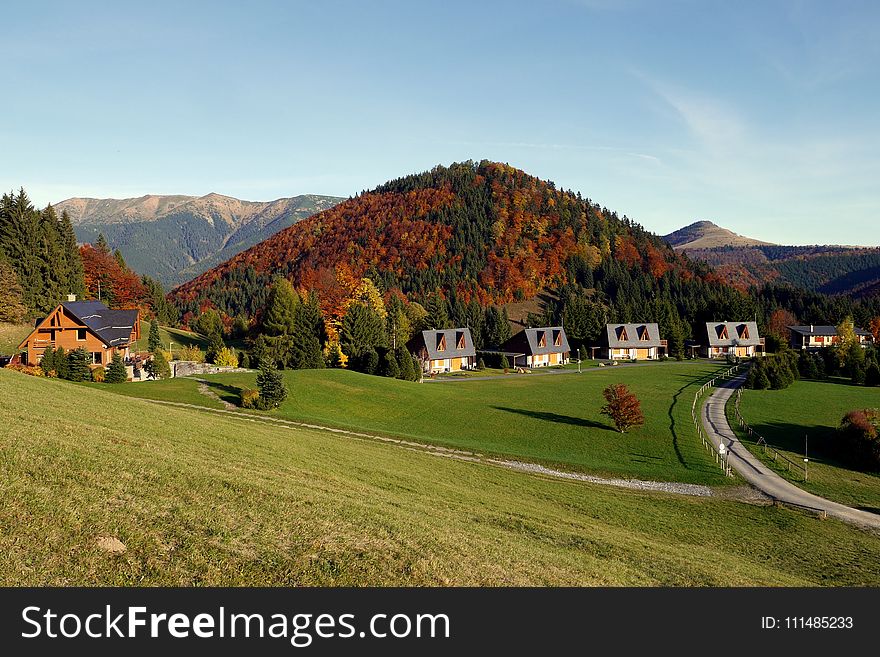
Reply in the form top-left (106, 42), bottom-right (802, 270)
top-left (194, 379), bottom-right (237, 411)
top-left (141, 397), bottom-right (725, 500)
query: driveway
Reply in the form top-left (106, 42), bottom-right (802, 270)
top-left (702, 374), bottom-right (880, 530)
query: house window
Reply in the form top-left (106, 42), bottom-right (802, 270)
top-left (77, 328), bottom-right (87, 341)
top-left (437, 334), bottom-right (446, 352)
top-left (538, 331), bottom-right (546, 348)
top-left (639, 326), bottom-right (649, 341)
top-left (553, 330), bottom-right (562, 346)
top-left (456, 332), bottom-right (466, 350)
top-left (738, 325), bottom-right (749, 339)
top-left (718, 325), bottom-right (729, 340)
top-left (618, 327), bottom-right (629, 342)
top-left (92, 352), bottom-right (103, 364)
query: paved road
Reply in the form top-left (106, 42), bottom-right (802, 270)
top-left (702, 374), bottom-right (880, 530)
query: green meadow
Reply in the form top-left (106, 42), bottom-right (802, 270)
top-left (2, 368), bottom-right (880, 586)
top-left (111, 361), bottom-right (733, 485)
top-left (731, 379), bottom-right (880, 510)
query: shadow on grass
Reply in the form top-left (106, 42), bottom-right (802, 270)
top-left (492, 406), bottom-right (612, 431)
top-left (204, 380), bottom-right (244, 404)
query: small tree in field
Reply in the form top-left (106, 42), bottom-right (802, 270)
top-left (105, 352), bottom-right (128, 383)
top-left (600, 383), bottom-right (644, 433)
top-left (255, 359), bottom-right (287, 409)
top-left (148, 318), bottom-right (162, 353)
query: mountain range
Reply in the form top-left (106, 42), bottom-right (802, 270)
top-left (663, 221), bottom-right (880, 298)
top-left (57, 193), bottom-right (343, 287)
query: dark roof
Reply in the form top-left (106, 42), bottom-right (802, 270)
top-left (788, 325), bottom-right (871, 337)
top-left (705, 321), bottom-right (761, 347)
top-left (502, 327), bottom-right (571, 355)
top-left (407, 328), bottom-right (476, 360)
top-left (62, 301), bottom-right (138, 347)
top-left (605, 323), bottom-right (662, 348)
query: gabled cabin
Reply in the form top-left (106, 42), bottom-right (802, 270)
top-left (17, 297), bottom-right (140, 367)
top-left (407, 328), bottom-right (476, 374)
top-left (500, 326), bottom-right (570, 368)
top-left (703, 321), bottom-right (763, 358)
top-left (604, 323), bottom-right (664, 360)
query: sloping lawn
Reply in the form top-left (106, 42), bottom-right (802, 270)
top-left (2, 368), bottom-right (880, 586)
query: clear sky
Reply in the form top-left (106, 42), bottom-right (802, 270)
top-left (2, 0), bottom-right (878, 245)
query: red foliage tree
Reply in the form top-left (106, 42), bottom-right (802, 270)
top-left (768, 309), bottom-right (798, 342)
top-left (79, 244), bottom-right (150, 312)
top-left (600, 383), bottom-right (645, 433)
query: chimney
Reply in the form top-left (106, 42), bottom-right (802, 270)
top-left (67, 294), bottom-right (77, 302)
top-left (810, 324), bottom-right (813, 333)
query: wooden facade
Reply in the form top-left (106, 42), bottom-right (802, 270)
top-left (18, 300), bottom-right (140, 367)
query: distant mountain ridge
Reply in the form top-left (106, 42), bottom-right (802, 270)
top-left (663, 221), bottom-right (880, 299)
top-left (56, 193), bottom-right (343, 287)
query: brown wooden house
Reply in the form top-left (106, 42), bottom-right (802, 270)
top-left (18, 297), bottom-right (140, 367)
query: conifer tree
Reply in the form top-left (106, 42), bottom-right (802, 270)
top-left (0, 259), bottom-right (28, 322)
top-left (424, 293), bottom-right (450, 330)
top-left (96, 233), bottom-right (110, 253)
top-left (341, 303), bottom-right (386, 357)
top-left (40, 346), bottom-right (56, 376)
top-left (256, 359), bottom-right (287, 409)
top-left (105, 352), bottom-right (128, 383)
top-left (67, 347), bottom-right (91, 382)
top-left (54, 347), bottom-right (70, 380)
top-left (382, 349), bottom-right (400, 378)
top-left (148, 318), bottom-right (162, 353)
top-left (150, 349), bottom-right (172, 379)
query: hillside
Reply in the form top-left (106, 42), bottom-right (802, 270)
top-left (169, 161), bottom-right (761, 338)
top-left (57, 193), bottom-right (342, 287)
top-left (4, 368), bottom-right (880, 586)
top-left (663, 221), bottom-right (774, 250)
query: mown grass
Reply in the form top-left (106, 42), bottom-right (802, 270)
top-left (731, 379), bottom-right (880, 511)
top-left (3, 368), bottom-right (880, 586)
top-left (110, 361), bottom-right (733, 485)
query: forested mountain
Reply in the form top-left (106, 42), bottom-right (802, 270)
top-left (169, 161), bottom-right (784, 354)
top-left (57, 193), bottom-right (342, 287)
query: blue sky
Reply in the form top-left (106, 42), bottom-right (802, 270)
top-left (2, 0), bottom-right (878, 244)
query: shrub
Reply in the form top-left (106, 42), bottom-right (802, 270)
top-left (865, 363), bottom-right (880, 387)
top-left (477, 357), bottom-right (486, 370)
top-left (146, 350), bottom-right (171, 380)
top-left (5, 363), bottom-right (44, 376)
top-left (500, 354), bottom-right (510, 370)
top-left (177, 345), bottom-right (205, 363)
top-left (381, 349), bottom-right (399, 378)
top-left (836, 409), bottom-right (880, 471)
top-left (238, 351), bottom-right (250, 369)
top-left (240, 388), bottom-right (260, 409)
top-left (214, 347), bottom-right (239, 368)
top-left (255, 360), bottom-right (287, 409)
top-left (91, 366), bottom-right (105, 383)
top-left (67, 347), bottom-right (91, 382)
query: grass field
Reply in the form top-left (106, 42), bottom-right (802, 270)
top-left (2, 368), bottom-right (880, 586)
top-left (731, 379), bottom-right (880, 510)
top-left (109, 361), bottom-right (734, 485)
top-left (132, 320), bottom-right (210, 354)
top-left (0, 322), bottom-right (32, 356)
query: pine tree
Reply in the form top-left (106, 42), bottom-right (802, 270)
top-left (59, 210), bottom-right (85, 299)
top-left (395, 346), bottom-right (413, 380)
top-left (207, 332), bottom-right (226, 364)
top-left (151, 349), bottom-right (172, 379)
top-left (96, 233), bottom-right (110, 253)
top-left (0, 258), bottom-right (28, 322)
top-left (113, 249), bottom-right (127, 270)
top-left (341, 303), bottom-right (386, 357)
top-left (424, 293), bottom-right (450, 330)
top-left (256, 359), bottom-right (287, 409)
top-left (262, 277), bottom-right (299, 366)
top-left (40, 346), bottom-right (56, 376)
top-left (54, 347), bottom-right (69, 380)
top-left (411, 354), bottom-right (422, 380)
top-left (148, 318), bottom-right (162, 353)
top-left (382, 349), bottom-right (400, 378)
top-left (105, 352), bottom-right (127, 383)
top-left (67, 347), bottom-right (91, 382)
top-left (500, 353), bottom-right (510, 370)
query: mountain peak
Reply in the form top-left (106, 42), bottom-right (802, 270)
top-left (663, 220), bottom-right (773, 250)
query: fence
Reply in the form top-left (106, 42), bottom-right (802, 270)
top-left (732, 387), bottom-right (808, 480)
top-left (690, 364), bottom-right (741, 477)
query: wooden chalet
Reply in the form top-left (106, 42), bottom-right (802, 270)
top-left (603, 323), bottom-right (664, 360)
top-left (703, 321), bottom-right (763, 358)
top-left (407, 328), bottom-right (476, 374)
top-left (18, 297), bottom-right (140, 367)
top-left (500, 326), bottom-right (570, 368)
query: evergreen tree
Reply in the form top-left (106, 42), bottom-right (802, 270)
top-left (381, 349), bottom-right (400, 378)
top-left (96, 233), bottom-right (110, 253)
top-left (54, 347), bottom-right (69, 380)
top-left (238, 351), bottom-right (250, 369)
top-left (143, 275), bottom-right (176, 325)
top-left (192, 309), bottom-right (224, 339)
top-left (341, 303), bottom-right (386, 357)
top-left (395, 346), bottom-right (414, 380)
top-left (148, 318), bottom-right (162, 353)
top-left (40, 346), bottom-right (56, 376)
top-left (411, 354), bottom-right (422, 380)
top-left (113, 249), bottom-right (127, 270)
top-left (150, 349), bottom-right (172, 379)
top-left (207, 332), bottom-right (226, 364)
top-left (58, 210), bottom-right (85, 299)
top-left (256, 359), bottom-right (287, 409)
top-left (865, 363), bottom-right (880, 387)
top-left (0, 258), bottom-right (28, 322)
top-left (67, 347), bottom-right (91, 382)
top-left (105, 352), bottom-right (127, 383)
top-left (424, 293), bottom-right (450, 330)
top-left (500, 353), bottom-right (510, 370)
top-left (262, 277), bottom-right (300, 366)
